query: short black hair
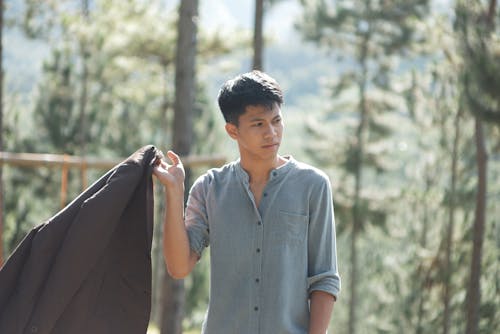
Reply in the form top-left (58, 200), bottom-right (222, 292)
top-left (217, 70), bottom-right (284, 125)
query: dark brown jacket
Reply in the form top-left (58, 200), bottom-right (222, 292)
top-left (0, 145), bottom-right (161, 334)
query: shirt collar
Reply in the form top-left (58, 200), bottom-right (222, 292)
top-left (234, 155), bottom-right (295, 184)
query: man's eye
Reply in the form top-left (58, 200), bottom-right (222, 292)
top-left (253, 123), bottom-right (262, 127)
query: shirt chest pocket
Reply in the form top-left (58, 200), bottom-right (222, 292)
top-left (270, 210), bottom-right (308, 245)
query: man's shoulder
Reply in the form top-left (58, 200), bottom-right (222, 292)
top-left (288, 157), bottom-right (330, 183)
top-left (192, 160), bottom-right (237, 187)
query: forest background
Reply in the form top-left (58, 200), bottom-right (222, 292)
top-left (1, 0), bottom-right (499, 334)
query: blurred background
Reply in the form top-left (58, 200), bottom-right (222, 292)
top-left (1, 0), bottom-right (499, 333)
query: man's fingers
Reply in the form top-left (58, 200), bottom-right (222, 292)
top-left (152, 165), bottom-right (164, 178)
top-left (154, 150), bottom-right (183, 172)
top-left (153, 163), bottom-right (168, 173)
top-left (167, 150), bottom-right (182, 166)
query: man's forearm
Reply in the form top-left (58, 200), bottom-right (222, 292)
top-left (309, 290), bottom-right (335, 334)
top-left (162, 187), bottom-right (195, 279)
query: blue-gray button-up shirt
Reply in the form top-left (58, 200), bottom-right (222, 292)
top-left (185, 157), bottom-right (341, 334)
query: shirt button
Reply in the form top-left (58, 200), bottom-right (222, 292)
top-left (257, 221), bottom-right (262, 226)
top-left (273, 171), bottom-right (277, 177)
top-left (254, 306), bottom-right (259, 311)
top-left (256, 278), bottom-right (260, 283)
top-left (263, 192), bottom-right (268, 197)
top-left (30, 326), bottom-right (38, 333)
top-left (256, 248), bottom-right (261, 253)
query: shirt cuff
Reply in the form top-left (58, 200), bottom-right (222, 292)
top-left (307, 271), bottom-right (341, 300)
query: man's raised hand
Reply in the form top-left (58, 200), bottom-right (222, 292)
top-left (153, 150), bottom-right (186, 190)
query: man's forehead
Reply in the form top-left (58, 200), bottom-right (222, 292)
top-left (242, 104), bottom-right (282, 119)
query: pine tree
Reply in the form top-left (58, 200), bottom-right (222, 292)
top-left (297, 1), bottom-right (429, 332)
top-left (454, 1), bottom-right (500, 333)
top-left (160, 1), bottom-right (198, 333)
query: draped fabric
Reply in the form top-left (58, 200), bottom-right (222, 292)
top-left (0, 145), bottom-right (160, 334)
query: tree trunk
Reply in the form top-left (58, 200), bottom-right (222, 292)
top-left (78, 0), bottom-right (89, 190)
top-left (348, 35), bottom-right (369, 334)
top-left (0, 0), bottom-right (4, 267)
top-left (415, 171), bottom-right (431, 334)
top-left (349, 97), bottom-right (366, 334)
top-left (348, 215), bottom-right (359, 334)
top-left (442, 107), bottom-right (462, 334)
top-left (465, 2), bottom-right (494, 333)
top-left (160, 272), bottom-right (185, 334)
top-left (252, 0), bottom-right (264, 70)
top-left (161, 1), bottom-right (198, 333)
top-left (172, 0), bottom-right (197, 157)
top-left (153, 66), bottom-right (171, 327)
top-left (465, 117), bottom-right (487, 334)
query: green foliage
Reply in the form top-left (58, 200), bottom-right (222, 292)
top-left (296, 1), bottom-right (494, 334)
top-left (297, 0), bottom-right (430, 186)
top-left (297, 0), bottom-right (429, 241)
top-left (298, 0), bottom-right (429, 57)
top-left (35, 48), bottom-right (79, 153)
top-left (21, 0), bottom-right (59, 39)
top-left (455, 0), bottom-right (500, 124)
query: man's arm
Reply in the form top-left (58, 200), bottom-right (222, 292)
top-left (307, 175), bottom-right (341, 333)
top-left (309, 290), bottom-right (335, 334)
top-left (153, 151), bottom-right (198, 279)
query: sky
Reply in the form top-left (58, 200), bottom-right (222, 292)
top-left (200, 0), bottom-right (450, 43)
top-left (174, 0), bottom-right (301, 43)
top-left (5, 0), bottom-right (302, 95)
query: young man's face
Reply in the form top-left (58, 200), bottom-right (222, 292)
top-left (225, 102), bottom-right (284, 162)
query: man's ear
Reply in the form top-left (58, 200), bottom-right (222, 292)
top-left (225, 123), bottom-right (239, 140)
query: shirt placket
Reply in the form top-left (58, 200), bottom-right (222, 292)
top-left (252, 213), bottom-right (264, 334)
top-left (240, 176), bottom-right (264, 333)
top-left (253, 171), bottom-right (280, 333)
top-left (239, 167), bottom-right (281, 334)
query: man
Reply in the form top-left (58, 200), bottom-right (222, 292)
top-left (153, 71), bottom-right (340, 334)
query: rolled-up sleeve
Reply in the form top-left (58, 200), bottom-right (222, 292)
top-left (307, 176), bottom-right (341, 300)
top-left (185, 176), bottom-right (210, 257)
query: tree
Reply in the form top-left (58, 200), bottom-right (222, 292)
top-left (253, 0), bottom-right (264, 70)
top-left (415, 61), bottom-right (472, 334)
top-left (0, 0), bottom-right (4, 267)
top-left (160, 1), bottom-right (198, 333)
top-left (455, 1), bottom-right (500, 333)
top-left (441, 87), bottom-right (463, 334)
top-left (77, 0), bottom-right (90, 189)
top-left (252, 0), bottom-right (283, 71)
top-left (412, 23), bottom-right (469, 333)
top-left (297, 1), bottom-right (429, 332)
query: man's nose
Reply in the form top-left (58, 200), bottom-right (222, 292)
top-left (264, 124), bottom-right (276, 138)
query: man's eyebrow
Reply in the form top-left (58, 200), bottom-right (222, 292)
top-left (248, 113), bottom-right (281, 122)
